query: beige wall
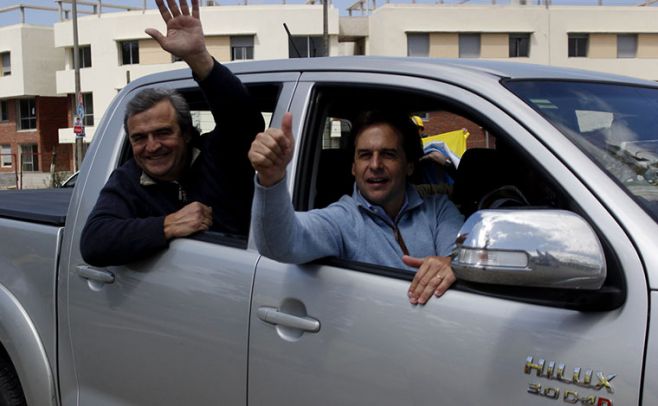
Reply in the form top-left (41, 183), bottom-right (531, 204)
top-left (206, 36), bottom-right (231, 63)
top-left (588, 33), bottom-right (616, 58)
top-left (429, 32), bottom-right (458, 58)
top-left (0, 25), bottom-right (63, 98)
top-left (481, 33), bottom-right (508, 58)
top-left (638, 33), bottom-right (658, 58)
top-left (138, 39), bottom-right (171, 65)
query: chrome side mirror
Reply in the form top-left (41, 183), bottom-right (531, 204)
top-left (452, 210), bottom-right (606, 290)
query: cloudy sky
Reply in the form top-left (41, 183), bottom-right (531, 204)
top-left (0, 0), bottom-right (650, 26)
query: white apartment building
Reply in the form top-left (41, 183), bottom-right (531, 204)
top-left (53, 4), bottom-right (341, 143)
top-left (47, 2), bottom-right (658, 147)
top-left (369, 4), bottom-right (658, 80)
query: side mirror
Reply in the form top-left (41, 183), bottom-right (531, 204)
top-left (452, 210), bottom-right (606, 290)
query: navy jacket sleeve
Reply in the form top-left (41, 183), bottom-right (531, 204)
top-left (80, 167), bottom-right (171, 267)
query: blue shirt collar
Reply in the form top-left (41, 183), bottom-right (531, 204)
top-left (353, 182), bottom-right (424, 223)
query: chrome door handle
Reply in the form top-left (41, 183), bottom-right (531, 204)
top-left (257, 306), bottom-right (320, 333)
top-left (76, 265), bottom-right (115, 284)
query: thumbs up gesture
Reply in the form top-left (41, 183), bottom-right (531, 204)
top-left (249, 112), bottom-right (295, 187)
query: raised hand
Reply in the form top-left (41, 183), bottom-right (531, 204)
top-left (146, 0), bottom-right (213, 79)
top-left (163, 201), bottom-right (213, 240)
top-left (405, 255), bottom-right (456, 305)
top-left (249, 112), bottom-right (295, 187)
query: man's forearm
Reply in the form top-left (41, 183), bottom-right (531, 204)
top-left (185, 50), bottom-right (214, 81)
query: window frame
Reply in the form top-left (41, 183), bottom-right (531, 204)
top-left (1, 52), bottom-right (10, 76)
top-left (407, 33), bottom-right (429, 57)
top-left (70, 45), bottom-right (92, 69)
top-left (1, 144), bottom-right (12, 168)
top-left (20, 143), bottom-right (38, 172)
top-left (120, 40), bottom-right (140, 65)
top-left (568, 33), bottom-right (589, 58)
top-left (230, 36), bottom-right (254, 61)
top-left (0, 100), bottom-right (8, 122)
top-left (17, 98), bottom-right (36, 131)
top-left (509, 33), bottom-right (530, 58)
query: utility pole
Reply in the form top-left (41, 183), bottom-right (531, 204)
top-left (72, 0), bottom-right (84, 171)
top-left (323, 0), bottom-right (329, 56)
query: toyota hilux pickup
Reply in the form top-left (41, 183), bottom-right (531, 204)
top-left (0, 57), bottom-right (656, 406)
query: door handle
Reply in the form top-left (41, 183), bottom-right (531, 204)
top-left (76, 265), bottom-right (115, 284)
top-left (257, 306), bottom-right (320, 333)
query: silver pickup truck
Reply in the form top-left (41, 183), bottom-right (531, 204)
top-left (0, 57), bottom-right (656, 406)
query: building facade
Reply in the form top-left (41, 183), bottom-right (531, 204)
top-left (0, 24), bottom-right (70, 188)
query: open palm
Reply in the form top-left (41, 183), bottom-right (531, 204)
top-left (146, 0), bottom-right (207, 61)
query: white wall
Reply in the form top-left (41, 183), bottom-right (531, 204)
top-left (0, 25), bottom-right (63, 98)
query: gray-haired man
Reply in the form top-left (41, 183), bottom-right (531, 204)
top-left (80, 0), bottom-right (264, 266)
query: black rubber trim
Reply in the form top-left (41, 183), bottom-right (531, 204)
top-left (190, 231), bottom-right (248, 249)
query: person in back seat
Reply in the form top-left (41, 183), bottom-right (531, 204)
top-left (249, 110), bottom-right (464, 305)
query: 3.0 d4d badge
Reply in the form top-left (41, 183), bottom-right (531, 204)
top-left (524, 356), bottom-right (615, 405)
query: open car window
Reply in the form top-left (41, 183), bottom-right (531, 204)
top-left (118, 82), bottom-right (281, 248)
top-left (295, 84), bottom-right (565, 218)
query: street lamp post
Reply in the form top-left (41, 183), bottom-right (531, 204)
top-left (72, 0), bottom-right (84, 171)
top-left (323, 0), bottom-right (329, 56)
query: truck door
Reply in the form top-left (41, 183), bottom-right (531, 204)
top-left (58, 73), bottom-right (298, 406)
top-left (247, 72), bottom-right (649, 405)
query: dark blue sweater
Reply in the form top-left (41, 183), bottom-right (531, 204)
top-left (80, 61), bottom-right (265, 266)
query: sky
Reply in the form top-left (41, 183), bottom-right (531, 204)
top-left (0, 0), bottom-right (651, 26)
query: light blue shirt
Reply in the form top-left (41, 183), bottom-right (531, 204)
top-left (252, 176), bottom-right (465, 271)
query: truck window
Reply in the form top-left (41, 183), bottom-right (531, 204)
top-left (117, 82), bottom-right (281, 248)
top-left (294, 82), bottom-right (624, 310)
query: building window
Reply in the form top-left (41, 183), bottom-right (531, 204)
top-left (568, 34), bottom-right (588, 57)
top-left (407, 33), bottom-right (429, 57)
top-left (459, 34), bottom-right (481, 58)
top-left (120, 40), bottom-right (139, 65)
top-left (289, 36), bottom-right (326, 58)
top-left (617, 34), bottom-right (637, 58)
top-left (17, 98), bottom-right (36, 130)
top-left (509, 33), bottom-right (530, 57)
top-left (20, 144), bottom-right (38, 172)
top-left (1, 145), bottom-right (11, 168)
top-left (0, 100), bottom-right (7, 121)
top-left (72, 93), bottom-right (94, 126)
top-left (71, 45), bottom-right (92, 68)
top-left (231, 36), bottom-right (254, 61)
top-left (1, 52), bottom-right (10, 76)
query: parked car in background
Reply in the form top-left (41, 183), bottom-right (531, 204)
top-left (60, 171), bottom-right (78, 188)
top-left (0, 57), bottom-right (655, 405)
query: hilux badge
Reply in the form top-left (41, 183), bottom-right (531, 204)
top-left (525, 356), bottom-right (615, 405)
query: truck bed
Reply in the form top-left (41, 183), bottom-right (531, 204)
top-left (0, 188), bottom-right (73, 226)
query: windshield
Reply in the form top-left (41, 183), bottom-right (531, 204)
top-left (505, 80), bottom-right (658, 221)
